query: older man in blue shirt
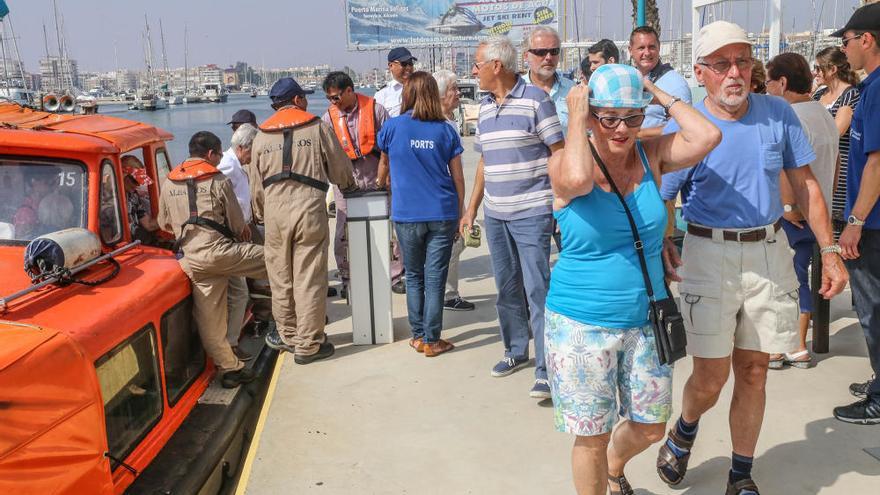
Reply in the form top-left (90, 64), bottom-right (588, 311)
top-left (522, 26), bottom-right (575, 135)
top-left (655, 21), bottom-right (848, 495)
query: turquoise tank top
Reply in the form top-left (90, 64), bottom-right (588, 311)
top-left (546, 141), bottom-right (668, 329)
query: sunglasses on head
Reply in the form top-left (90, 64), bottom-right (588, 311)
top-left (591, 112), bottom-right (646, 129)
top-left (528, 48), bottom-right (560, 57)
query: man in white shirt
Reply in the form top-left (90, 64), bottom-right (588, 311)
top-left (218, 123), bottom-right (258, 361)
top-left (374, 47), bottom-right (416, 118)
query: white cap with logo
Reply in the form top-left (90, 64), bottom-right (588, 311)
top-left (694, 21), bottom-right (752, 61)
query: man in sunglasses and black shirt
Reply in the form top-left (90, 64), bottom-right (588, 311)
top-left (629, 25), bottom-right (692, 138)
top-left (522, 26), bottom-right (575, 136)
top-left (374, 47), bottom-right (416, 118)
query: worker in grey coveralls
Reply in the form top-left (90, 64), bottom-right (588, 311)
top-left (158, 131), bottom-right (267, 388)
top-left (250, 77), bottom-right (357, 364)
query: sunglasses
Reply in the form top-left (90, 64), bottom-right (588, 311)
top-left (698, 57), bottom-right (755, 74)
top-left (591, 112), bottom-right (646, 129)
top-left (528, 48), bottom-right (560, 57)
top-left (841, 34), bottom-right (864, 48)
top-left (394, 60), bottom-right (415, 68)
top-left (326, 93), bottom-right (342, 102)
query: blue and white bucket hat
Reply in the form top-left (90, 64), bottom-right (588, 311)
top-left (588, 64), bottom-right (653, 109)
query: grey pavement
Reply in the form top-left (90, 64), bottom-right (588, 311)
top-left (244, 138), bottom-right (880, 494)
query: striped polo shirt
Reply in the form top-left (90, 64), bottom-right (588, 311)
top-left (475, 76), bottom-right (564, 220)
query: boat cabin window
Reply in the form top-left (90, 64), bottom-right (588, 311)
top-left (0, 159), bottom-right (87, 242)
top-left (160, 298), bottom-right (206, 406)
top-left (95, 326), bottom-right (163, 471)
top-left (99, 159), bottom-right (123, 244)
top-left (155, 148), bottom-right (171, 189)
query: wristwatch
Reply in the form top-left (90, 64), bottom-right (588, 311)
top-left (820, 244), bottom-right (843, 255)
top-left (662, 96), bottom-right (682, 118)
top-left (783, 204), bottom-right (794, 213)
top-left (848, 214), bottom-right (866, 226)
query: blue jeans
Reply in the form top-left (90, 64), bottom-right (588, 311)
top-left (484, 214), bottom-right (553, 379)
top-left (845, 228), bottom-right (880, 401)
top-left (394, 220), bottom-right (456, 343)
top-left (782, 219), bottom-right (816, 313)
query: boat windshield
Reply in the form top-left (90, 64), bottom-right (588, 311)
top-left (0, 159), bottom-right (88, 242)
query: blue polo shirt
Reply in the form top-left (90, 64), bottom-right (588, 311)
top-left (643, 68), bottom-right (692, 129)
top-left (660, 93), bottom-right (816, 228)
top-left (523, 70), bottom-right (576, 135)
top-left (846, 67), bottom-right (880, 229)
top-left (376, 111), bottom-right (463, 223)
top-left (475, 75), bottom-right (564, 221)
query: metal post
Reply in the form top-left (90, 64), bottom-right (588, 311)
top-left (637, 0), bottom-right (646, 26)
top-left (811, 244), bottom-right (830, 353)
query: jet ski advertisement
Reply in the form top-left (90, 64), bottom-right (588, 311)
top-left (346, 0), bottom-right (559, 48)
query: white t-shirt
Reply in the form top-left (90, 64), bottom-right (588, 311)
top-left (374, 79), bottom-right (404, 118)
top-left (792, 100), bottom-right (840, 208)
top-left (218, 148), bottom-right (253, 224)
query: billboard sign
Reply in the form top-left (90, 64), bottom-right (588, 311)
top-left (346, 1), bottom-right (560, 49)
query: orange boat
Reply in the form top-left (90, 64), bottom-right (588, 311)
top-left (0, 102), bottom-right (275, 494)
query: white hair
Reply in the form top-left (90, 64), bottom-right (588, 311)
top-left (433, 69), bottom-right (457, 95)
top-left (479, 35), bottom-right (518, 72)
top-left (526, 26), bottom-right (560, 50)
top-left (231, 123), bottom-right (258, 148)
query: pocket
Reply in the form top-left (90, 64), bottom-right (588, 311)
top-left (761, 141), bottom-right (785, 175)
top-left (678, 281), bottom-right (722, 335)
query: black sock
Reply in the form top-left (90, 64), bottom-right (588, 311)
top-left (675, 416), bottom-right (699, 442)
top-left (729, 452), bottom-right (754, 483)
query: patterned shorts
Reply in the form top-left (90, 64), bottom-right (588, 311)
top-left (544, 309), bottom-right (673, 436)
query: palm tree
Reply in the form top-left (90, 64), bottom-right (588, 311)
top-left (630, 0), bottom-right (661, 38)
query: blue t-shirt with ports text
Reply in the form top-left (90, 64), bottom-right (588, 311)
top-left (659, 93), bottom-right (816, 228)
top-left (377, 111), bottom-right (463, 223)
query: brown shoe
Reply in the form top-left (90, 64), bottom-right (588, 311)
top-left (423, 339), bottom-right (454, 357)
top-left (409, 338), bottom-right (425, 353)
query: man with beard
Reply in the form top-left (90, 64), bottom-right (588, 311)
top-left (655, 21), bottom-right (848, 495)
top-left (522, 26), bottom-right (575, 134)
top-left (628, 26), bottom-right (692, 137)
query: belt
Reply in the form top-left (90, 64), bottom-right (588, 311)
top-left (687, 220), bottom-right (782, 242)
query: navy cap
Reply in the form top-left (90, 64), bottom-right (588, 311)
top-left (227, 109), bottom-right (257, 126)
top-left (832, 3), bottom-right (880, 37)
top-left (388, 47), bottom-right (417, 63)
top-left (269, 77), bottom-right (314, 104)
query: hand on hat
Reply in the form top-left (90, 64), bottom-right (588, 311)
top-left (566, 84), bottom-right (590, 129)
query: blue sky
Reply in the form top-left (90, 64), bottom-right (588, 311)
top-left (4, 0), bottom-right (863, 72)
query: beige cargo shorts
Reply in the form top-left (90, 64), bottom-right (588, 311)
top-left (678, 223), bottom-right (800, 358)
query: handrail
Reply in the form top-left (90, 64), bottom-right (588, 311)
top-left (0, 240), bottom-right (141, 313)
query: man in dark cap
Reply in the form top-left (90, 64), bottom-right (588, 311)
top-left (832, 1), bottom-right (880, 425)
top-left (227, 109), bottom-right (257, 132)
top-left (374, 46), bottom-right (416, 117)
top-left (249, 77), bottom-right (357, 364)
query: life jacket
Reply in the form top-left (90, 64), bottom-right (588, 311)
top-left (167, 159), bottom-right (236, 247)
top-left (327, 93), bottom-right (377, 160)
top-left (258, 106), bottom-right (329, 192)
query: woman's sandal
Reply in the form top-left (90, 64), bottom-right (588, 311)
top-left (768, 353), bottom-right (785, 370)
top-left (783, 350), bottom-right (813, 369)
top-left (656, 429), bottom-right (693, 486)
top-left (607, 473), bottom-right (634, 495)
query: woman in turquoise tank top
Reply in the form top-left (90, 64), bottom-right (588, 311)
top-left (545, 64), bottom-right (721, 495)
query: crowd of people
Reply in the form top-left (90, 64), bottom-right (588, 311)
top-left (152, 4), bottom-right (880, 494)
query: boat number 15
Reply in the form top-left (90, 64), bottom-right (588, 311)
top-left (58, 172), bottom-right (76, 187)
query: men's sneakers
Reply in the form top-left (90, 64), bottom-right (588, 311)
top-left (232, 346), bottom-right (254, 362)
top-left (265, 329), bottom-right (296, 353)
top-left (391, 279), bottom-right (407, 294)
top-left (833, 398), bottom-right (880, 425)
top-left (221, 367), bottom-right (256, 389)
top-left (529, 379), bottom-right (552, 399)
top-left (491, 357), bottom-right (529, 377)
top-left (850, 376), bottom-right (874, 398)
top-left (294, 342), bottom-right (336, 365)
top-left (444, 297), bottom-right (475, 311)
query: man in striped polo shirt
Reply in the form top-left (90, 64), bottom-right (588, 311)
top-left (460, 35), bottom-right (565, 400)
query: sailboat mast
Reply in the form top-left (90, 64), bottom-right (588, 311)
top-left (184, 25), bottom-right (188, 94)
top-left (144, 14), bottom-right (154, 91)
top-left (159, 19), bottom-right (170, 91)
top-left (6, 16), bottom-right (29, 92)
top-left (52, 0), bottom-right (67, 92)
top-left (1, 21), bottom-right (11, 89)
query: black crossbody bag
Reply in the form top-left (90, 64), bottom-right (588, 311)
top-left (589, 143), bottom-right (687, 365)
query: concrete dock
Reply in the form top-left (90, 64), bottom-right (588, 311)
top-left (242, 139), bottom-right (880, 494)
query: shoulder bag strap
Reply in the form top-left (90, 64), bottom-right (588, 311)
top-left (588, 141), bottom-right (657, 302)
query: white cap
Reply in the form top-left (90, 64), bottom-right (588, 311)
top-left (694, 21), bottom-right (752, 60)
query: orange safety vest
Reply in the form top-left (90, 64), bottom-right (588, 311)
top-left (327, 93), bottom-right (377, 160)
top-left (259, 106), bottom-right (319, 132)
top-left (168, 158), bottom-right (235, 245)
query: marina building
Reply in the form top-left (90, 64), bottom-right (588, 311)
top-left (39, 56), bottom-right (78, 92)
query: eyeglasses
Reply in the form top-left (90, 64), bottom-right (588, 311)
top-left (394, 60), bottom-right (415, 68)
top-left (591, 112), bottom-right (646, 129)
top-left (842, 34), bottom-right (864, 48)
top-left (326, 93), bottom-right (342, 102)
top-left (528, 48), bottom-right (560, 57)
top-left (698, 57), bottom-right (755, 74)
top-left (473, 60), bottom-right (492, 70)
